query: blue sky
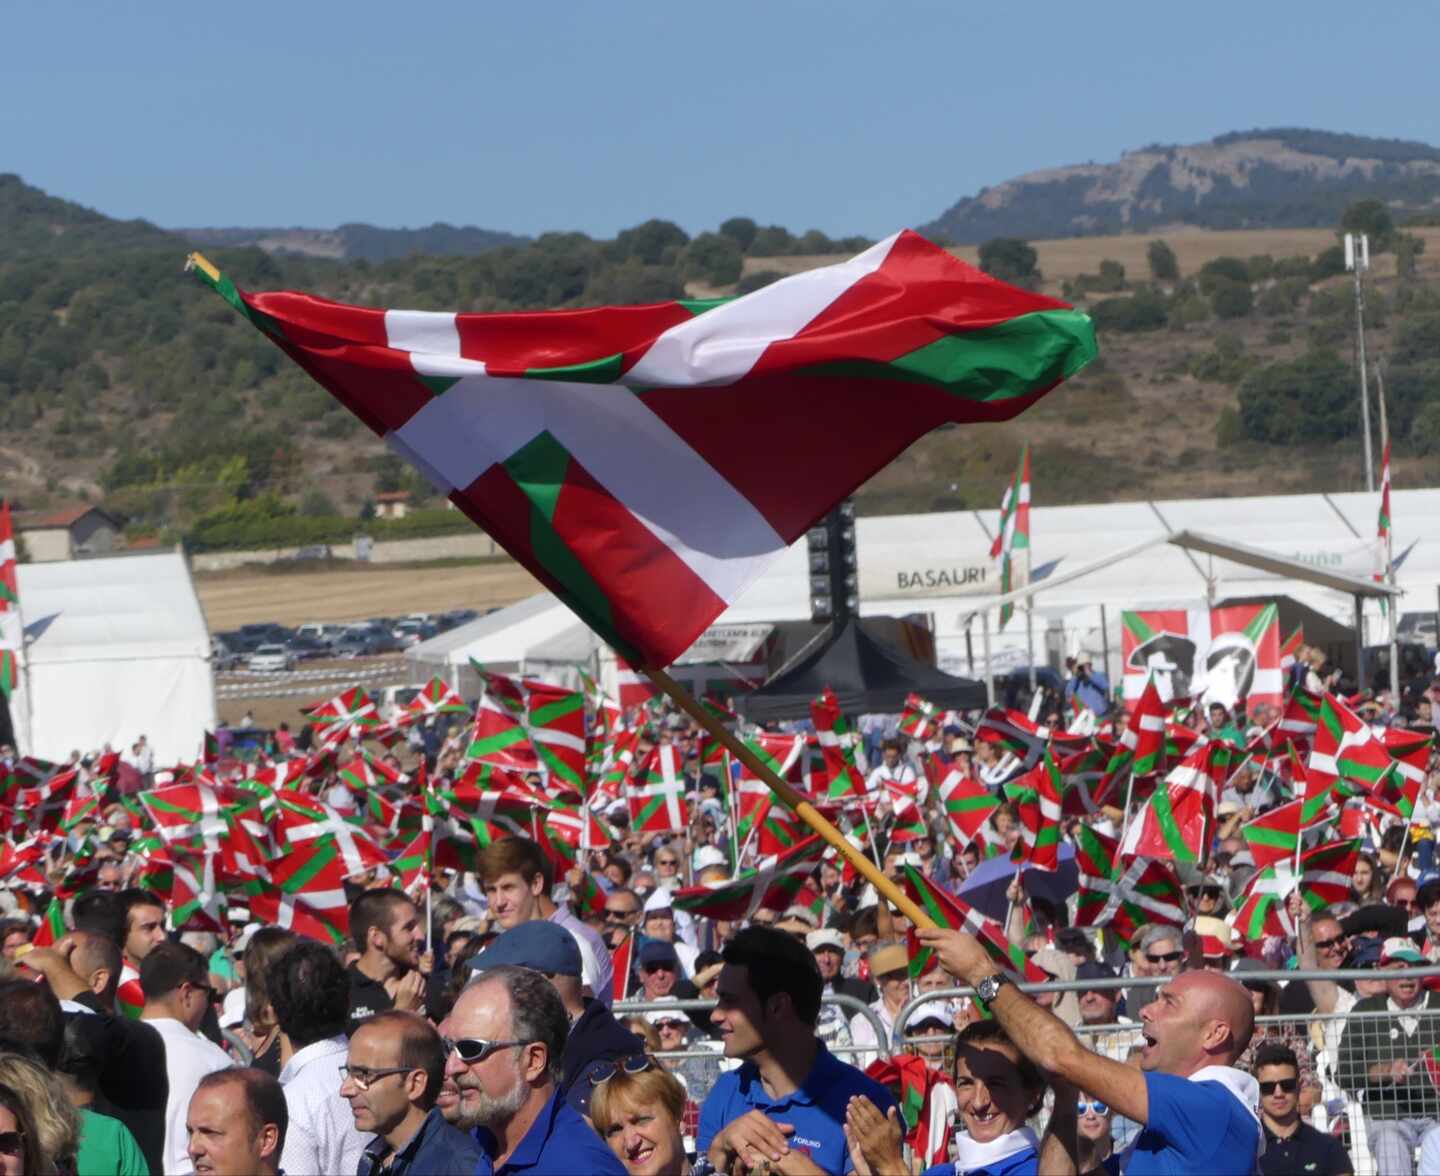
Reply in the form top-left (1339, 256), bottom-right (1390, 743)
top-left (6, 1), bottom-right (1438, 239)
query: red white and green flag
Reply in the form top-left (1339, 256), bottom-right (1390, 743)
top-left (1119, 741), bottom-right (1226, 863)
top-left (810, 688), bottom-right (867, 800)
top-left (190, 233), bottom-right (1095, 668)
top-left (899, 864), bottom-right (1047, 984)
top-left (936, 767), bottom-right (1000, 850)
top-left (627, 744), bottom-right (688, 833)
top-left (405, 677), bottom-right (471, 721)
top-left (1308, 692), bottom-right (1391, 797)
top-left (899, 693), bottom-right (942, 742)
top-left (1234, 838), bottom-right (1360, 940)
top-left (990, 445), bottom-right (1031, 631)
top-left (1057, 744), bottom-right (1115, 817)
top-left (247, 838), bottom-right (352, 946)
top-left (1128, 676), bottom-right (1168, 778)
top-left (0, 501), bottom-right (21, 701)
top-left (1240, 799), bottom-right (1304, 871)
top-left (32, 895), bottom-right (65, 948)
top-left (671, 834), bottom-right (825, 921)
top-left (1008, 749), bottom-right (1065, 871)
top-left (303, 686), bottom-right (381, 745)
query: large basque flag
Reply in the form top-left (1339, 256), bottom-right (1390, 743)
top-left (191, 233), bottom-right (1096, 667)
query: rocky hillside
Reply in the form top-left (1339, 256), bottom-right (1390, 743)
top-left (924, 129), bottom-right (1440, 244)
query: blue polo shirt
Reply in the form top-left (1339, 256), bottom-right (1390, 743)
top-left (473, 1085), bottom-right (627, 1176)
top-left (698, 1042), bottom-right (898, 1175)
top-left (1123, 1071), bottom-right (1260, 1175)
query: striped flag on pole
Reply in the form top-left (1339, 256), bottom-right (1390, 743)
top-left (991, 445), bottom-right (1032, 630)
top-left (189, 234), bottom-right (1095, 668)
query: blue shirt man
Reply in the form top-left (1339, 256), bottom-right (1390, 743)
top-left (1123, 1069), bottom-right (1260, 1175)
top-left (699, 1042), bottom-right (896, 1175)
top-left (474, 1086), bottom-right (625, 1176)
top-left (699, 925), bottom-right (898, 1176)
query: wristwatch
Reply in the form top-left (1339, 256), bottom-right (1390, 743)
top-left (975, 972), bottom-right (1013, 1003)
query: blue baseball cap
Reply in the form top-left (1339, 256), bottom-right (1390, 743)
top-left (468, 920), bottom-right (582, 978)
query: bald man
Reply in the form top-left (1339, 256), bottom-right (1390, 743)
top-left (920, 927), bottom-right (1261, 1174)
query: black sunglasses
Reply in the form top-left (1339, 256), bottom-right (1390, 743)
top-left (586, 1054), bottom-right (655, 1085)
top-left (642, 962), bottom-right (676, 973)
top-left (0, 1131), bottom-right (20, 1156)
top-left (1146, 950), bottom-right (1185, 964)
top-left (443, 1036), bottom-right (534, 1065)
top-left (1313, 935), bottom-right (1347, 952)
top-left (1259, 1078), bottom-right (1298, 1095)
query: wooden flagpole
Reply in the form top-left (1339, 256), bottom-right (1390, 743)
top-left (643, 667), bottom-right (934, 929)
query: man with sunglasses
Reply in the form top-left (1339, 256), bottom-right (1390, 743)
top-left (440, 964), bottom-right (627, 1175)
top-left (139, 941), bottom-right (233, 1175)
top-left (1254, 1043), bottom-right (1352, 1176)
top-left (341, 1010), bottom-right (480, 1176)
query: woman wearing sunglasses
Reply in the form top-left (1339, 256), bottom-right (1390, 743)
top-left (588, 1056), bottom-right (691, 1176)
top-left (1075, 1095), bottom-right (1114, 1175)
top-left (0, 1082), bottom-right (45, 1176)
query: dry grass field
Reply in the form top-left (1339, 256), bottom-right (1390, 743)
top-left (740, 227), bottom-right (1440, 296)
top-left (196, 559), bottom-right (541, 630)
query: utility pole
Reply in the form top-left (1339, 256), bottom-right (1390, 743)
top-left (1346, 232), bottom-right (1374, 492)
top-left (1376, 360), bottom-right (1400, 703)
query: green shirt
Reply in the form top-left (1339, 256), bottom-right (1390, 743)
top-left (78, 1107), bottom-right (150, 1176)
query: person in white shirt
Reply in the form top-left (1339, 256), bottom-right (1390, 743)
top-left (269, 940), bottom-right (374, 1175)
top-left (865, 738), bottom-right (921, 800)
top-left (139, 941), bottom-right (234, 1174)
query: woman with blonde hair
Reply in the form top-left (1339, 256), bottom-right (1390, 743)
top-left (588, 1056), bottom-right (691, 1176)
top-left (0, 1053), bottom-right (80, 1175)
top-left (0, 1081), bottom-right (46, 1176)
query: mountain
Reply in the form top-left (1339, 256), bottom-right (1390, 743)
top-left (923, 128), bottom-right (1440, 244)
top-left (0, 173), bottom-right (179, 260)
top-left (177, 221), bottom-right (528, 261)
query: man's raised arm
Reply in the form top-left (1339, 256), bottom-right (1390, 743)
top-left (916, 927), bottom-right (1150, 1126)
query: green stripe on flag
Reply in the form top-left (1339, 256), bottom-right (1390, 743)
top-left (1242, 603), bottom-right (1278, 645)
top-left (527, 354), bottom-right (625, 384)
top-left (810, 309), bottom-right (1096, 401)
top-left (1148, 790), bottom-right (1197, 862)
top-left (1121, 611), bottom-right (1157, 644)
top-left (502, 431), bottom-right (630, 660)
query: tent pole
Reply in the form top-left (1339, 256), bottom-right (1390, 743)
top-left (1099, 604), bottom-right (1111, 705)
top-left (1354, 595), bottom-right (1367, 692)
top-left (981, 608), bottom-right (993, 708)
top-left (643, 666), bottom-right (933, 929)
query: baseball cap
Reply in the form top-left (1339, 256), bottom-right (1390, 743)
top-left (806, 928), bottom-right (845, 953)
top-left (1349, 936), bottom-right (1384, 968)
top-left (693, 846), bottom-right (727, 872)
top-left (638, 939), bottom-right (681, 969)
top-left (911, 1000), bottom-right (961, 1030)
top-left (642, 889), bottom-right (674, 915)
top-left (1381, 936), bottom-right (1425, 966)
top-left (644, 999), bottom-right (690, 1028)
top-left (1075, 960), bottom-right (1117, 987)
top-left (468, 921), bottom-right (582, 978)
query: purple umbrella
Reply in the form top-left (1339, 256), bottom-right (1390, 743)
top-left (955, 843), bottom-right (1078, 922)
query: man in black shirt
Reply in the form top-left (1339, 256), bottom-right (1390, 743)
top-left (1256, 1042), bottom-right (1352, 1176)
top-left (346, 888), bottom-right (428, 1034)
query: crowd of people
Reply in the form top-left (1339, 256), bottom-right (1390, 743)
top-left (0, 650), bottom-right (1439, 1174)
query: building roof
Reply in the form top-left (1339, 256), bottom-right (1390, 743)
top-left (374, 491), bottom-right (412, 503)
top-left (17, 504), bottom-right (121, 531)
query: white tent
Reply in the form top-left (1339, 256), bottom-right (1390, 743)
top-left (408, 486), bottom-right (1437, 692)
top-left (406, 594), bottom-right (601, 695)
top-left (10, 552), bottom-right (216, 764)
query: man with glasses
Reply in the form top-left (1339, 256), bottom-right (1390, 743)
top-left (138, 941), bottom-right (232, 1174)
top-left (642, 889), bottom-right (699, 975)
top-left (440, 963), bottom-right (626, 1174)
top-left (1255, 1043), bottom-right (1352, 1176)
top-left (341, 1010), bottom-right (480, 1176)
top-left (603, 887), bottom-right (643, 949)
top-left (270, 940), bottom-right (374, 1176)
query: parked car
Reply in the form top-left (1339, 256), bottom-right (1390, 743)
top-left (210, 635), bottom-right (244, 670)
top-left (439, 608), bottom-right (479, 630)
top-left (240, 622), bottom-right (293, 646)
top-left (295, 621), bottom-right (347, 645)
top-left (247, 644), bottom-right (294, 672)
top-left (287, 544), bottom-right (333, 561)
top-left (393, 619), bottom-right (438, 647)
top-left (286, 634), bottom-right (333, 661)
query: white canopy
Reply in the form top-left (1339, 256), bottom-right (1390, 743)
top-left (10, 552), bottom-right (216, 764)
top-left (409, 486), bottom-right (1435, 688)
